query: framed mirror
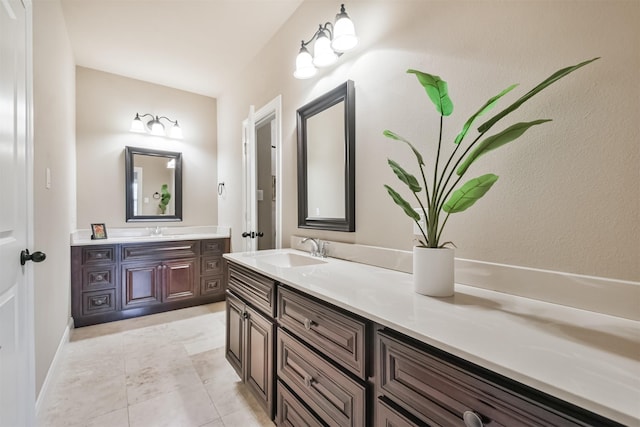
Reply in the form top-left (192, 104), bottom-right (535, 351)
top-left (297, 80), bottom-right (355, 232)
top-left (125, 146), bottom-right (183, 222)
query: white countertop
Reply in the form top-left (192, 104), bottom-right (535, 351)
top-left (71, 225), bottom-right (230, 246)
top-left (224, 248), bottom-right (640, 426)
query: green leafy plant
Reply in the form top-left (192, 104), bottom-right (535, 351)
top-left (158, 184), bottom-right (171, 214)
top-left (384, 58), bottom-right (599, 248)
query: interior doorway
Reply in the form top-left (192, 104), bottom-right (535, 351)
top-left (241, 96), bottom-right (282, 252)
top-left (255, 116), bottom-right (276, 250)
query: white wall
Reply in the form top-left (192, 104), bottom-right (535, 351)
top-left (218, 1), bottom-right (639, 281)
top-left (75, 67), bottom-right (218, 228)
top-left (32, 0), bottom-right (76, 396)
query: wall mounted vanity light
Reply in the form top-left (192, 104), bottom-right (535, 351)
top-left (294, 4), bottom-right (358, 79)
top-left (130, 113), bottom-right (183, 139)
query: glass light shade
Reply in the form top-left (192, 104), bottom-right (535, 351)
top-left (294, 47), bottom-right (317, 79)
top-left (149, 118), bottom-right (165, 136)
top-left (130, 114), bottom-right (145, 132)
top-left (332, 16), bottom-right (358, 52)
top-left (312, 32), bottom-right (338, 68)
top-left (170, 123), bottom-right (183, 139)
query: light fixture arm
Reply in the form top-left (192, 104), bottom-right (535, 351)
top-left (300, 22), bottom-right (336, 50)
top-left (157, 116), bottom-right (179, 126)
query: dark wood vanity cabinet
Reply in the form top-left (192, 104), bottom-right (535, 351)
top-left (222, 261), bottom-right (626, 427)
top-left (276, 286), bottom-right (371, 427)
top-left (225, 262), bottom-right (276, 419)
top-left (121, 240), bottom-right (199, 308)
top-left (72, 238), bottom-right (229, 327)
top-left (376, 330), bottom-right (625, 427)
top-left (71, 245), bottom-right (119, 320)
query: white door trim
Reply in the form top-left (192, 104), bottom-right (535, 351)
top-left (24, 0), bottom-right (36, 421)
top-left (253, 95), bottom-right (282, 249)
top-left (242, 95), bottom-right (282, 250)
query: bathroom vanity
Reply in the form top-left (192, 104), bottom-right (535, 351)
top-left (224, 249), bottom-right (637, 427)
top-left (70, 227), bottom-right (230, 327)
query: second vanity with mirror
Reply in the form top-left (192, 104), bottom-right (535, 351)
top-left (223, 248), bottom-right (636, 427)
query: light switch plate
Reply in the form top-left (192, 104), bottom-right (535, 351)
top-left (45, 167), bottom-right (51, 189)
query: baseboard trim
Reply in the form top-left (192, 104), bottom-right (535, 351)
top-left (35, 317), bottom-right (72, 416)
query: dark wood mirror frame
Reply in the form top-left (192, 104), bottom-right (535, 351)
top-left (297, 80), bottom-right (355, 232)
top-left (125, 146), bottom-right (183, 222)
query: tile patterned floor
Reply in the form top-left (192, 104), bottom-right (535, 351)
top-left (37, 302), bottom-right (274, 427)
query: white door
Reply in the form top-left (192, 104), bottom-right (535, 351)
top-left (241, 96), bottom-right (282, 252)
top-left (0, 0), bottom-right (36, 425)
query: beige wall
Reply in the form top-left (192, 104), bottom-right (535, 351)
top-left (76, 67), bottom-right (218, 228)
top-left (218, 1), bottom-right (639, 281)
top-left (32, 0), bottom-right (76, 396)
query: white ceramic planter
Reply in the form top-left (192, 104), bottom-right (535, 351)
top-left (413, 247), bottom-right (455, 297)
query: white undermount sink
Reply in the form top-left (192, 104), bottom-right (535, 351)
top-left (256, 252), bottom-right (327, 268)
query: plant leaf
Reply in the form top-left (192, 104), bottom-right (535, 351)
top-left (443, 174), bottom-right (499, 213)
top-left (456, 119), bottom-right (551, 176)
top-left (388, 159), bottom-right (421, 192)
top-left (407, 69), bottom-right (453, 116)
top-left (454, 84), bottom-right (518, 144)
top-left (383, 130), bottom-right (424, 165)
top-left (477, 57), bottom-right (599, 133)
top-left (384, 185), bottom-right (421, 221)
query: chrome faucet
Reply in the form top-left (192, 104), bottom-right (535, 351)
top-left (301, 237), bottom-right (328, 258)
top-left (150, 226), bottom-right (162, 236)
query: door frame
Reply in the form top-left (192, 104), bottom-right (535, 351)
top-left (25, 0), bottom-right (36, 421)
top-left (242, 95), bottom-right (282, 251)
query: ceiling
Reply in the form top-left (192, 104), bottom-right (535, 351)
top-left (60, 0), bottom-right (305, 98)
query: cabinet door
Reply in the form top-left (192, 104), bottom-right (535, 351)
top-left (163, 258), bottom-right (197, 302)
top-left (245, 305), bottom-right (274, 419)
top-left (122, 262), bottom-right (162, 308)
top-left (225, 292), bottom-right (245, 379)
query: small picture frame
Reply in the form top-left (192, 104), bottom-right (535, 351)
top-left (90, 223), bottom-right (108, 240)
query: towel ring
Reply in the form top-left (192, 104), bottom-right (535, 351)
top-left (217, 182), bottom-right (225, 196)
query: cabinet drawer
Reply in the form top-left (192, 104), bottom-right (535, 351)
top-left (201, 275), bottom-right (224, 296)
top-left (201, 239), bottom-right (225, 255)
top-left (201, 256), bottom-right (223, 276)
top-left (277, 329), bottom-right (366, 427)
top-left (278, 287), bottom-right (367, 379)
top-left (276, 381), bottom-right (324, 427)
top-left (82, 265), bottom-right (116, 291)
top-left (82, 246), bottom-right (116, 265)
top-left (378, 331), bottom-right (593, 427)
top-left (376, 396), bottom-right (456, 427)
top-left (227, 262), bottom-right (275, 317)
top-left (82, 289), bottom-right (116, 315)
top-left (121, 240), bottom-right (198, 261)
